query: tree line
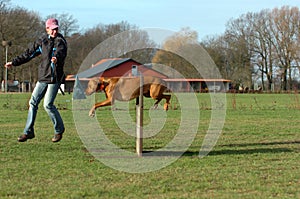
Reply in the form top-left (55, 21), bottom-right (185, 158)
top-left (202, 6), bottom-right (300, 91)
top-left (1, 0), bottom-right (299, 92)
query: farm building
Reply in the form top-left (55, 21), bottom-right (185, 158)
top-left (164, 78), bottom-right (231, 92)
top-left (65, 58), bottom-right (231, 93)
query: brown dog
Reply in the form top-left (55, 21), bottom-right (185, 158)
top-left (85, 76), bottom-right (171, 117)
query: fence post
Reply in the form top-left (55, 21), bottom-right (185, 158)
top-left (136, 72), bottom-right (143, 157)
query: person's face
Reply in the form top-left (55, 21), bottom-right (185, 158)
top-left (46, 27), bottom-right (58, 38)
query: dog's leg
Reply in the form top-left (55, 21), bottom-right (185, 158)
top-left (163, 94), bottom-right (171, 111)
top-left (89, 99), bottom-right (112, 117)
top-left (153, 98), bottom-right (162, 109)
top-left (152, 94), bottom-right (171, 110)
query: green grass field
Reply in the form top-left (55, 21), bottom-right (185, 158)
top-left (0, 92), bottom-right (299, 198)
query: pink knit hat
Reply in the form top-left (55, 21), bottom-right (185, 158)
top-left (45, 18), bottom-right (59, 29)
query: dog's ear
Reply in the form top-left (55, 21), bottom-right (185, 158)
top-left (102, 77), bottom-right (110, 83)
top-left (99, 77), bottom-right (109, 83)
top-left (97, 77), bottom-right (109, 91)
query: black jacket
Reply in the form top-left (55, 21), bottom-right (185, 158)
top-left (12, 33), bottom-right (67, 83)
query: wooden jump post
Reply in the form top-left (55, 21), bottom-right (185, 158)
top-left (133, 65), bottom-right (143, 157)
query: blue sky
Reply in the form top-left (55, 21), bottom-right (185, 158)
top-left (10, 0), bottom-right (300, 40)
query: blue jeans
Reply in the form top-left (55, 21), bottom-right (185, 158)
top-left (24, 81), bottom-right (64, 135)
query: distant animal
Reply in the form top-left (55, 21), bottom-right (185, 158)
top-left (85, 76), bottom-right (171, 117)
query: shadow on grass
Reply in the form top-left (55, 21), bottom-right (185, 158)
top-left (85, 140), bottom-right (298, 158)
top-left (198, 147), bottom-right (294, 156)
top-left (218, 140), bottom-right (300, 147)
top-left (142, 147), bottom-right (294, 157)
top-left (142, 140), bottom-right (299, 157)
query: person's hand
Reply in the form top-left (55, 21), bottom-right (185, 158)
top-left (5, 62), bottom-right (13, 69)
top-left (51, 57), bottom-right (57, 64)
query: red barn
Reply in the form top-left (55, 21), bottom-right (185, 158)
top-left (68, 58), bottom-right (167, 79)
top-left (65, 58), bottom-right (168, 92)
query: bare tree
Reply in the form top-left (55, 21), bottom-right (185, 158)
top-left (202, 6), bottom-right (300, 92)
top-left (0, 1), bottom-right (43, 83)
top-left (246, 10), bottom-right (275, 91)
top-left (202, 16), bottom-right (252, 88)
top-left (68, 21), bottom-right (156, 74)
top-left (268, 6), bottom-right (300, 90)
top-left (152, 27), bottom-right (216, 79)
